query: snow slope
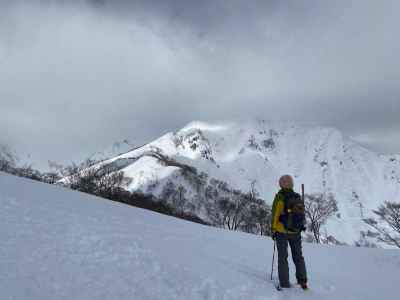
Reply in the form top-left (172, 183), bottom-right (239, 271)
top-left (1, 172), bottom-right (399, 299)
top-left (87, 120), bottom-right (400, 245)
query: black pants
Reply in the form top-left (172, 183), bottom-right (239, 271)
top-left (276, 232), bottom-right (307, 286)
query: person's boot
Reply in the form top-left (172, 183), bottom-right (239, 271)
top-left (298, 281), bottom-right (308, 290)
top-left (280, 283), bottom-right (292, 289)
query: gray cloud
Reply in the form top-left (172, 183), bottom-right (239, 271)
top-left (1, 0), bottom-right (400, 168)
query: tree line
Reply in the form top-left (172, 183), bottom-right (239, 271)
top-left (1, 145), bottom-right (399, 247)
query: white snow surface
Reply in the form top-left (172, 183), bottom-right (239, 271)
top-left (87, 120), bottom-right (400, 245)
top-left (1, 172), bottom-right (399, 300)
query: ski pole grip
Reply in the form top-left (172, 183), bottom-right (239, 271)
top-left (301, 184), bottom-right (305, 201)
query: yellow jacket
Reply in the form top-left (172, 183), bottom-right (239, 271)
top-left (271, 189), bottom-right (298, 234)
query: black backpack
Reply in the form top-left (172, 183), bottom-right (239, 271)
top-left (278, 190), bottom-right (306, 232)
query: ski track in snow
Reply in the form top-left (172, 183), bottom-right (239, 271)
top-left (1, 172), bottom-right (399, 300)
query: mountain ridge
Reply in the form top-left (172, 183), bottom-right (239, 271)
top-left (80, 120), bottom-right (400, 244)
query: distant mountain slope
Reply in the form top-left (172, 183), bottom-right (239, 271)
top-left (1, 172), bottom-right (399, 299)
top-left (77, 120), bottom-right (400, 244)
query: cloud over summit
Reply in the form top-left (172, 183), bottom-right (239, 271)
top-left (1, 0), bottom-right (399, 167)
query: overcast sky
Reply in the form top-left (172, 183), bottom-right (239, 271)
top-left (1, 0), bottom-right (399, 169)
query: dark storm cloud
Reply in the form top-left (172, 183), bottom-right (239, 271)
top-left (1, 0), bottom-right (399, 168)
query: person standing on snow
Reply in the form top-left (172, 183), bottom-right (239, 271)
top-left (271, 175), bottom-right (308, 290)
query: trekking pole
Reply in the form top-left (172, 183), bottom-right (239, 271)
top-left (301, 183), bottom-right (305, 202)
top-left (270, 239), bottom-right (276, 281)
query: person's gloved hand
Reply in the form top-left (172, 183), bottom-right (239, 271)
top-left (271, 232), bottom-right (277, 240)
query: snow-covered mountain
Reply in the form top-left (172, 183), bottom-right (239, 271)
top-left (88, 120), bottom-right (400, 244)
top-left (1, 172), bottom-right (399, 299)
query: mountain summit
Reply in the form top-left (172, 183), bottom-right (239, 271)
top-left (87, 120), bottom-right (400, 244)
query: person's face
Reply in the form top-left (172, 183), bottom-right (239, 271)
top-left (280, 176), bottom-right (294, 189)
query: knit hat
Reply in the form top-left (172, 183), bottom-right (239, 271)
top-left (279, 175), bottom-right (294, 189)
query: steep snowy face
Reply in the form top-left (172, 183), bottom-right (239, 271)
top-left (89, 120), bottom-right (400, 244)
